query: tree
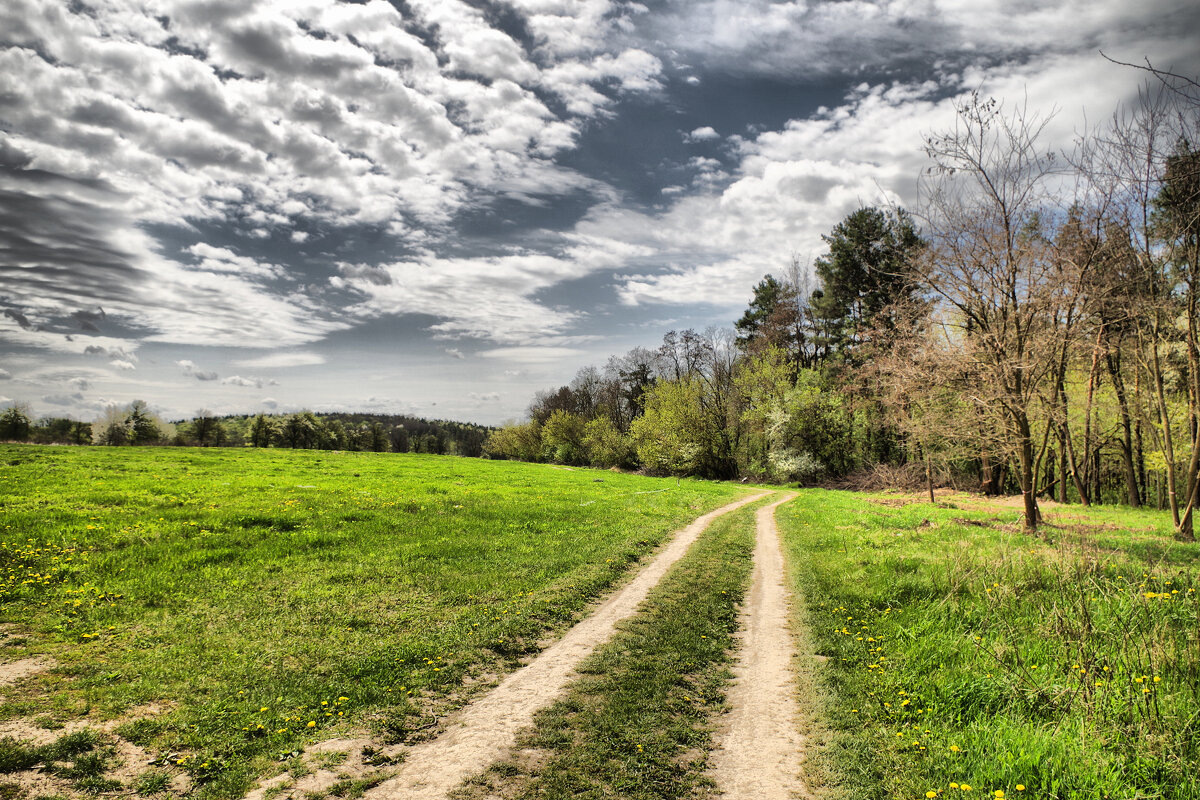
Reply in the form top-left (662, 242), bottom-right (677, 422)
top-left (191, 409), bottom-right (223, 446)
top-left (541, 410), bottom-right (588, 465)
top-left (812, 206), bottom-right (925, 362)
top-left (126, 400), bottom-right (163, 445)
top-left (249, 414), bottom-right (277, 447)
top-left (918, 94), bottom-right (1066, 531)
top-left (0, 403), bottom-right (32, 441)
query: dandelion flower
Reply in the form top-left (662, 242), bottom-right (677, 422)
top-left (307, 721), bottom-right (316, 728)
top-left (950, 745), bottom-right (961, 752)
top-left (927, 792), bottom-right (939, 798)
top-left (1016, 786), bottom-right (1025, 792)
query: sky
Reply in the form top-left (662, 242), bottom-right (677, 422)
top-left (2, 0), bottom-right (1199, 427)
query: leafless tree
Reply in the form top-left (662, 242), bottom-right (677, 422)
top-left (917, 94), bottom-right (1074, 531)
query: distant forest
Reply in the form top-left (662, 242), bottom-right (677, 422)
top-left (0, 404), bottom-right (489, 458)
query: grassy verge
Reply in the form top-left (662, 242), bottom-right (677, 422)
top-left (454, 496), bottom-right (770, 800)
top-left (779, 489), bottom-right (1200, 800)
top-left (0, 445), bottom-right (750, 799)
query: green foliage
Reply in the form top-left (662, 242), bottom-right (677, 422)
top-left (483, 420), bottom-right (542, 461)
top-left (813, 206), bottom-right (924, 361)
top-left (581, 416), bottom-right (632, 468)
top-left (540, 410), bottom-right (587, 466)
top-left (735, 274), bottom-right (788, 345)
top-left (630, 378), bottom-right (708, 476)
top-left (0, 405), bottom-right (31, 443)
top-left (0, 445), bottom-right (747, 800)
top-left (779, 490), bottom-right (1200, 800)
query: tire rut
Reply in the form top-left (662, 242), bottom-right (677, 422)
top-left (709, 492), bottom-right (811, 800)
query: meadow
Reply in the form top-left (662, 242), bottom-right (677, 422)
top-left (0, 445), bottom-right (750, 799)
top-left (780, 490), bottom-right (1200, 800)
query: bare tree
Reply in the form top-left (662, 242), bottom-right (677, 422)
top-left (1082, 81), bottom-right (1200, 538)
top-left (917, 94), bottom-right (1071, 531)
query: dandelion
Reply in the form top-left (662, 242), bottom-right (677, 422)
top-left (307, 721), bottom-right (316, 728)
top-left (927, 792), bottom-right (939, 798)
top-left (950, 745), bottom-right (960, 752)
top-left (1016, 786), bottom-right (1025, 792)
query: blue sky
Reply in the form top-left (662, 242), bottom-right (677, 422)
top-left (2, 0), bottom-right (1199, 425)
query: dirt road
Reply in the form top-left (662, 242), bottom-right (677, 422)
top-left (709, 493), bottom-right (810, 800)
top-left (362, 492), bottom-right (770, 800)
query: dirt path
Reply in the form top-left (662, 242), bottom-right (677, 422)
top-left (710, 493), bottom-right (811, 800)
top-left (363, 492), bottom-right (770, 800)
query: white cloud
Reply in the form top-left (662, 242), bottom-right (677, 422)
top-left (335, 243), bottom-right (648, 346)
top-left (236, 352), bottom-right (326, 368)
top-left (686, 126), bottom-right (720, 141)
top-left (262, 397), bottom-right (279, 409)
top-left (222, 375), bottom-right (265, 388)
top-left (469, 391), bottom-right (501, 402)
top-left (0, 369), bottom-right (10, 380)
top-left (0, 0), bottom-right (668, 355)
top-left (178, 359), bottom-right (218, 381)
top-left (478, 346), bottom-right (589, 363)
top-left (109, 359), bottom-right (137, 371)
top-left (444, 348), bottom-right (466, 360)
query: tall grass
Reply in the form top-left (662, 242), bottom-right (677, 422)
top-left (779, 490), bottom-right (1200, 800)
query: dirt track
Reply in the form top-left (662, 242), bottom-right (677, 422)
top-left (362, 492), bottom-right (770, 800)
top-left (710, 493), bottom-right (810, 800)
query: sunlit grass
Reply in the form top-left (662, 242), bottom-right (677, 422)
top-left (780, 489), bottom-right (1200, 800)
top-left (0, 444), bottom-right (749, 799)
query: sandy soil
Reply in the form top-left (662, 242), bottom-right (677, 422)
top-left (0, 655), bottom-right (54, 686)
top-left (709, 493), bottom-right (812, 800)
top-left (359, 492), bottom-right (770, 800)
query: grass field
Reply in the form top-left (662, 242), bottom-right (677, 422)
top-left (780, 490), bottom-right (1200, 800)
top-left (0, 445), bottom-right (750, 799)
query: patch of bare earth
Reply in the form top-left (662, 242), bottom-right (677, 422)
top-left (0, 657), bottom-right (53, 687)
top-left (0, 705), bottom-right (190, 799)
top-left (709, 493), bottom-right (812, 800)
top-left (326, 492), bottom-right (769, 800)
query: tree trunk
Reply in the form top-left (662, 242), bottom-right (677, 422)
top-left (1017, 413), bottom-right (1040, 531)
top-left (1105, 349), bottom-right (1141, 506)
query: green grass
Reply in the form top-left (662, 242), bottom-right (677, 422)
top-left (779, 489), bottom-right (1200, 800)
top-left (456, 496), bottom-right (769, 800)
top-left (0, 445), bottom-right (750, 799)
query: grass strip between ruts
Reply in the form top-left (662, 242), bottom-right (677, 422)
top-left (453, 496), bottom-right (771, 800)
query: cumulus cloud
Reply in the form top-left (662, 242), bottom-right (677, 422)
top-left (261, 398), bottom-right (279, 409)
top-left (0, 369), bottom-right (10, 380)
top-left (0, 0), bottom-right (670, 358)
top-left (686, 126), bottom-right (720, 142)
top-left (444, 348), bottom-right (466, 360)
top-left (43, 392), bottom-right (84, 406)
top-left (178, 359), bottom-right (219, 381)
top-left (468, 391), bottom-right (501, 402)
top-left (109, 359), bottom-right (136, 371)
top-left (222, 375), bottom-right (266, 388)
top-left (236, 352), bottom-right (325, 368)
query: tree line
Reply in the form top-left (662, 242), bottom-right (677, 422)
top-left (0, 401), bottom-right (489, 457)
top-left (486, 70), bottom-right (1200, 539)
